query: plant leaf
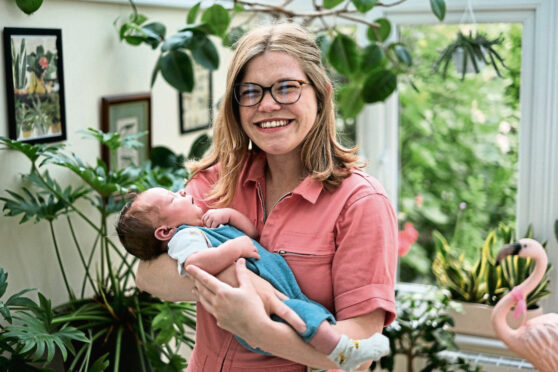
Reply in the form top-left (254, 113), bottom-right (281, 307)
top-left (352, 0), bottom-right (378, 13)
top-left (430, 0), bottom-right (446, 21)
top-left (191, 35), bottom-right (220, 70)
top-left (336, 84), bottom-right (365, 119)
top-left (367, 18), bottom-right (391, 42)
top-left (201, 4), bottom-right (230, 37)
top-left (328, 33), bottom-right (361, 76)
top-left (362, 70), bottom-right (397, 103)
top-left (324, 0), bottom-right (344, 9)
top-left (160, 49), bottom-right (195, 92)
top-left (187, 2), bottom-right (201, 24)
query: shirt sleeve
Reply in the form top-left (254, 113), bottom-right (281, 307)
top-left (167, 228), bottom-right (211, 276)
top-left (332, 191), bottom-right (398, 326)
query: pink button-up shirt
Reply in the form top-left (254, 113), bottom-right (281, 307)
top-left (185, 152), bottom-right (397, 371)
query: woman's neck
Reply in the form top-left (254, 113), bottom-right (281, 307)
top-left (265, 152), bottom-right (307, 190)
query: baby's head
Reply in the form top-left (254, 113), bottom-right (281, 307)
top-left (116, 187), bottom-right (204, 260)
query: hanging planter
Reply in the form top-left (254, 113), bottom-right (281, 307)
top-left (434, 30), bottom-right (506, 80)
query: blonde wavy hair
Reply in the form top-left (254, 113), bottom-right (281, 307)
top-left (189, 22), bottom-right (363, 207)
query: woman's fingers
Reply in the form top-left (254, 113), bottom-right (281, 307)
top-left (269, 298), bottom-right (307, 334)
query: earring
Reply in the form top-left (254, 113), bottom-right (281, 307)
top-left (248, 139), bottom-right (253, 150)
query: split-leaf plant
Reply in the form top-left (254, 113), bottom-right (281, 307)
top-left (0, 130), bottom-right (197, 371)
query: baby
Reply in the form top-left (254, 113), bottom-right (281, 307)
top-left (117, 187), bottom-right (389, 371)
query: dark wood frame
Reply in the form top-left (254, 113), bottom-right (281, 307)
top-left (100, 93), bottom-right (151, 171)
top-left (3, 27), bottom-right (67, 144)
top-left (179, 68), bottom-right (213, 134)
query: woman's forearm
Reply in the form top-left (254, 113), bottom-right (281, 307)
top-left (136, 255), bottom-right (196, 302)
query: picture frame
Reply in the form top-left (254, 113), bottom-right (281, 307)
top-left (179, 64), bottom-right (213, 134)
top-left (3, 27), bottom-right (67, 144)
top-left (100, 93), bottom-right (151, 171)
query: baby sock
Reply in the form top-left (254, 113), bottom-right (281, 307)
top-left (326, 333), bottom-right (389, 372)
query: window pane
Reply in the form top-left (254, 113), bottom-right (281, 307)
top-left (397, 23), bottom-right (521, 283)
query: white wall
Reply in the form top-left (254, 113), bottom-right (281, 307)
top-left (0, 0), bottom-right (229, 304)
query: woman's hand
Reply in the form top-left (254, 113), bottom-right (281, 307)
top-left (186, 258), bottom-right (306, 346)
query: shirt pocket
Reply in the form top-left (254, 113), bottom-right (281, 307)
top-left (273, 231), bottom-right (335, 312)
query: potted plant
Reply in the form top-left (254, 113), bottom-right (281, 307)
top-left (0, 130), bottom-right (197, 371)
top-left (15, 101), bottom-right (34, 138)
top-left (41, 94), bottom-right (61, 134)
top-left (11, 38), bottom-right (28, 95)
top-left (432, 223), bottom-right (553, 339)
top-left (0, 266), bottom-right (96, 372)
top-left (26, 96), bottom-right (50, 136)
top-left (26, 45), bottom-right (56, 95)
top-left (433, 30), bottom-right (507, 80)
top-left (371, 288), bottom-right (482, 372)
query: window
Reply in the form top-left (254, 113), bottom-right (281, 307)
top-left (357, 0), bottom-right (558, 310)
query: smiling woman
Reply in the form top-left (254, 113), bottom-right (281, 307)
top-left (135, 22), bottom-right (398, 372)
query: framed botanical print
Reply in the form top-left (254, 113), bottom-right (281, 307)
top-left (101, 93), bottom-right (151, 171)
top-left (3, 27), bottom-right (67, 143)
top-left (179, 64), bottom-right (213, 134)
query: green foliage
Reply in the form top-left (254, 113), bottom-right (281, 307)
top-left (15, 0), bottom-right (43, 15)
top-left (434, 31), bottom-right (507, 80)
top-left (372, 289), bottom-right (482, 372)
top-left (398, 24), bottom-right (521, 282)
top-left (11, 38), bottom-right (28, 90)
top-left (433, 224), bottom-right (552, 308)
top-left (115, 0), bottom-right (446, 118)
top-left (0, 267), bottom-right (89, 371)
top-left (0, 130), bottom-right (196, 370)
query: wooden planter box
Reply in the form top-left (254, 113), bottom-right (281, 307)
top-left (450, 302), bottom-right (543, 339)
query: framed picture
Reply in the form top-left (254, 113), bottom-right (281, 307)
top-left (101, 93), bottom-right (151, 171)
top-left (3, 27), bottom-right (67, 144)
top-left (179, 63), bottom-right (213, 134)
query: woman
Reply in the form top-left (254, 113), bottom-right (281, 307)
top-left (136, 22), bottom-right (397, 371)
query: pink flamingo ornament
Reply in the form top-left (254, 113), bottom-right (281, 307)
top-left (491, 238), bottom-right (558, 372)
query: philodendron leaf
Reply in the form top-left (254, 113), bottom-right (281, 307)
top-left (367, 18), bottom-right (391, 42)
top-left (324, 0), bottom-right (344, 8)
top-left (191, 36), bottom-right (220, 70)
top-left (554, 219), bottom-right (558, 240)
top-left (201, 4), bottom-right (230, 37)
top-left (362, 69), bottom-right (397, 103)
top-left (352, 0), bottom-right (378, 13)
top-left (336, 84), bottom-right (365, 119)
top-left (394, 44), bottom-right (412, 67)
top-left (430, 0), bottom-right (446, 21)
top-left (160, 49), bottom-right (194, 92)
top-left (151, 55), bottom-right (161, 87)
top-left (142, 22), bottom-right (167, 49)
top-left (188, 133), bottom-right (212, 160)
top-left (187, 2), bottom-right (201, 24)
top-left (328, 33), bottom-right (361, 76)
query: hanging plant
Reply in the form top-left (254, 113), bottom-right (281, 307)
top-left (434, 30), bottom-right (507, 80)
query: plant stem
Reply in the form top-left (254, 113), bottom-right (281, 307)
top-left (48, 220), bottom-right (75, 302)
top-left (66, 215), bottom-right (98, 298)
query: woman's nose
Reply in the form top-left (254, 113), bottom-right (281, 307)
top-left (257, 91), bottom-right (281, 112)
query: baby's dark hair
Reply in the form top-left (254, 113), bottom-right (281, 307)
top-left (116, 193), bottom-right (165, 261)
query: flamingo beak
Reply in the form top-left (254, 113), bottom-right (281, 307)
top-left (496, 242), bottom-right (522, 265)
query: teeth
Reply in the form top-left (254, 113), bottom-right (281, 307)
top-left (259, 120), bottom-right (289, 129)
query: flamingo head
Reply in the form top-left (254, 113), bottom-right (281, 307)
top-left (496, 238), bottom-right (544, 265)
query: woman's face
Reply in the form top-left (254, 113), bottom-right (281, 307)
top-left (237, 51), bottom-right (318, 158)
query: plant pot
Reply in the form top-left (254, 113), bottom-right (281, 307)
top-left (450, 301), bottom-right (543, 339)
top-left (50, 122), bottom-right (61, 134)
top-left (452, 47), bottom-right (485, 74)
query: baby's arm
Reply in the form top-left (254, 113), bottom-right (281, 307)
top-left (185, 236), bottom-right (259, 275)
top-left (202, 208), bottom-right (259, 238)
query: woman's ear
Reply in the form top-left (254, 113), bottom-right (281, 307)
top-left (154, 226), bottom-right (175, 241)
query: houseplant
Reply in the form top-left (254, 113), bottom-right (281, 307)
top-left (0, 130), bottom-right (197, 371)
top-left (433, 30), bottom-right (507, 80)
top-left (0, 267), bottom-right (96, 372)
top-left (371, 288), bottom-right (482, 372)
top-left (11, 37), bottom-right (28, 94)
top-left (432, 223), bottom-right (553, 338)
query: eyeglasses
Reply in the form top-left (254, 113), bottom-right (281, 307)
top-left (234, 80), bottom-right (310, 107)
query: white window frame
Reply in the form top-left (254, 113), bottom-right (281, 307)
top-left (357, 0), bottom-right (558, 312)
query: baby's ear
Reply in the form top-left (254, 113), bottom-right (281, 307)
top-left (154, 226), bottom-right (175, 241)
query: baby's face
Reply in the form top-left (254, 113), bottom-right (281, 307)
top-left (138, 187), bottom-right (203, 228)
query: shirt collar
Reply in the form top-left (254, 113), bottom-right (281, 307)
top-left (242, 151), bottom-right (323, 204)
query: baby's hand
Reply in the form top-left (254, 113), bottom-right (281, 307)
top-left (237, 236), bottom-right (260, 260)
top-left (203, 208), bottom-right (231, 228)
